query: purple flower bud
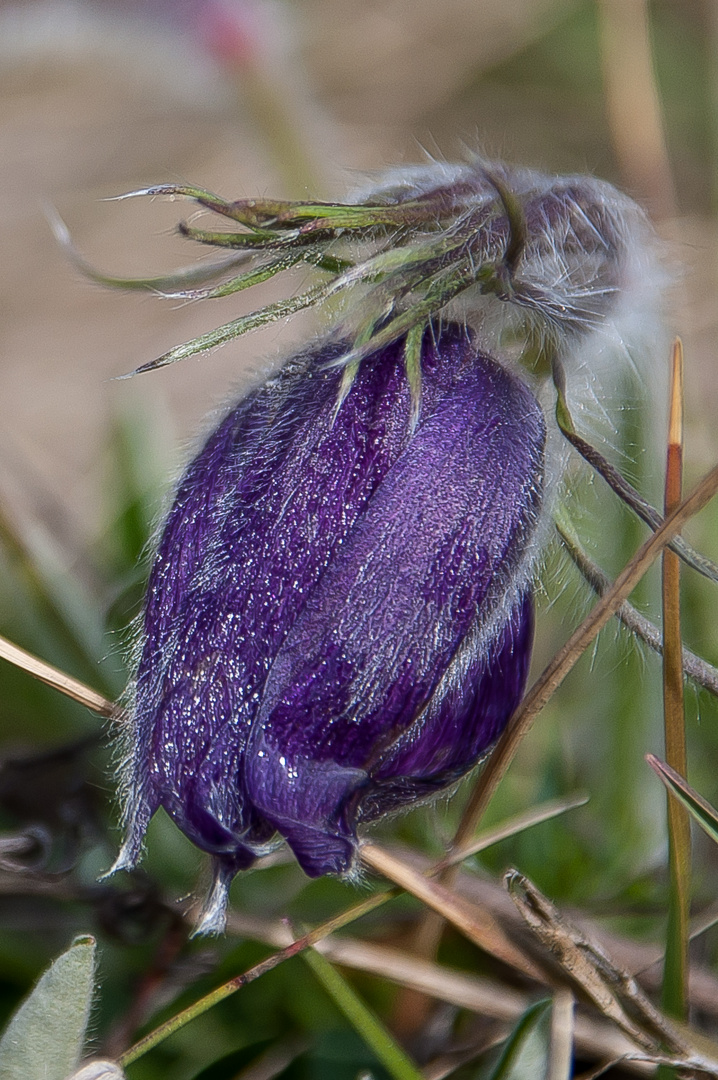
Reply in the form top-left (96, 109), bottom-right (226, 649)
top-left (114, 323), bottom-right (545, 931)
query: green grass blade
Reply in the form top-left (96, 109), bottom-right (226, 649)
top-left (0, 504), bottom-right (120, 696)
top-left (301, 946), bottom-right (424, 1080)
top-left (647, 755), bottom-right (718, 845)
top-left (487, 999), bottom-right (552, 1080)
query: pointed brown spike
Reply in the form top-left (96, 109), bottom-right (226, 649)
top-left (662, 335), bottom-right (690, 1022)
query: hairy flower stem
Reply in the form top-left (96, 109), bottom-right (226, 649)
top-left (555, 520), bottom-right (718, 696)
top-left (450, 458), bottom-right (718, 857)
top-left (552, 370), bottom-right (718, 585)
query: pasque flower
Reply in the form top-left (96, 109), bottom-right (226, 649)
top-left (115, 324), bottom-right (544, 929)
top-left (106, 159), bottom-right (659, 931)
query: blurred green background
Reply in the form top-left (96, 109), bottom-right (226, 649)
top-left (1, 2), bottom-right (718, 1077)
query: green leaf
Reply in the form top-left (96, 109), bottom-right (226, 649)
top-left (487, 1000), bottom-right (552, 1080)
top-left (647, 754), bottom-right (718, 845)
top-left (302, 947), bottom-right (424, 1080)
top-left (0, 935), bottom-right (96, 1080)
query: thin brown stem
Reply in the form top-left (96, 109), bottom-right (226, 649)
top-left (0, 632), bottom-right (116, 718)
top-left (359, 843), bottom-right (546, 982)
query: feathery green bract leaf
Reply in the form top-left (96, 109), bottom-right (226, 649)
top-left (177, 223), bottom-right (296, 249)
top-left (160, 252), bottom-right (307, 301)
top-left (333, 358), bottom-right (361, 420)
top-left (126, 282), bottom-right (334, 375)
top-left (45, 204), bottom-right (253, 292)
top-left (403, 323), bottom-right (425, 431)
top-left (118, 186), bottom-right (443, 230)
top-left (0, 935), bottom-right (96, 1080)
top-left (331, 314), bottom-right (386, 417)
top-left (64, 178), bottom-right (505, 381)
top-left (113, 184), bottom-right (284, 230)
top-left (327, 259), bottom-right (476, 372)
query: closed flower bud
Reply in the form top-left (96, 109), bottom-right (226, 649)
top-left (114, 322), bottom-right (546, 932)
top-left (85, 159), bottom-right (665, 934)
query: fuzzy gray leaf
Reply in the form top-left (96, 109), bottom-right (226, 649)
top-left (0, 935), bottom-right (96, 1080)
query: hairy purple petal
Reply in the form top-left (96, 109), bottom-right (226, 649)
top-left (244, 353), bottom-right (543, 874)
top-left (117, 323), bottom-right (545, 902)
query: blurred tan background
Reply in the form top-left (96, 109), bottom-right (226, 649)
top-left (1, 0), bottom-right (716, 546)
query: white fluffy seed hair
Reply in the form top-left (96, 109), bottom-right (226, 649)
top-left (367, 157), bottom-right (669, 486)
top-left (375, 160), bottom-right (665, 336)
